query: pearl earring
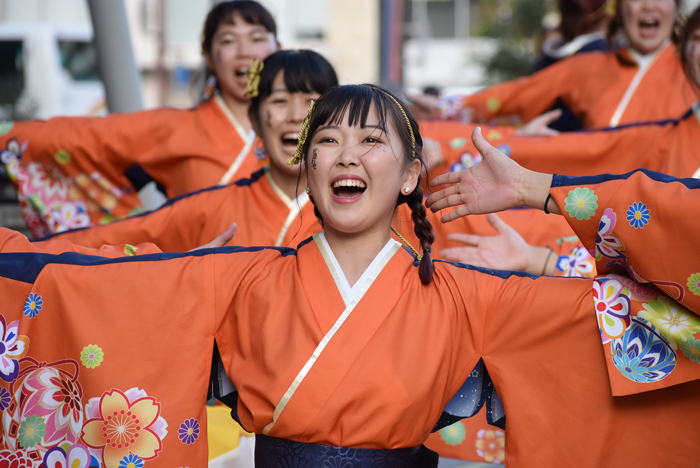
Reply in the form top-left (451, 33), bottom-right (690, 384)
top-left (404, 187), bottom-right (410, 193)
top-left (306, 187), bottom-right (310, 194)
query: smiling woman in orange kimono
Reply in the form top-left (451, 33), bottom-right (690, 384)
top-left (2, 85), bottom-right (699, 468)
top-left (423, 0), bottom-right (695, 131)
top-left (0, 1), bottom-right (279, 238)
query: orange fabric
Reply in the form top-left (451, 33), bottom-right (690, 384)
top-left (452, 44), bottom-right (696, 129)
top-left (424, 414), bottom-right (505, 464)
top-left (2, 230), bottom-right (700, 466)
top-left (550, 169), bottom-right (700, 314)
top-left (431, 104), bottom-right (700, 179)
top-left (0, 98), bottom-right (262, 237)
top-left (48, 170), bottom-right (318, 252)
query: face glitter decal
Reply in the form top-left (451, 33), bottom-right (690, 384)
top-left (311, 148), bottom-right (318, 170)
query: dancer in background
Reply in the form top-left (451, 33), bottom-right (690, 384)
top-left (0, 1), bottom-right (279, 237)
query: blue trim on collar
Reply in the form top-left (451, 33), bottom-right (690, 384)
top-left (37, 169), bottom-right (267, 242)
top-left (552, 168), bottom-right (700, 190)
top-left (0, 242), bottom-right (295, 284)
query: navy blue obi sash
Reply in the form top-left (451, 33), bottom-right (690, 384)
top-left (255, 434), bottom-right (439, 468)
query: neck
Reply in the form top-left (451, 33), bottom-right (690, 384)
top-left (323, 223), bottom-right (392, 287)
top-left (268, 163), bottom-right (306, 201)
top-left (221, 93), bottom-right (252, 134)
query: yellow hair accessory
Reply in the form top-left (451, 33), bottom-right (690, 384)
top-left (605, 0), bottom-right (617, 16)
top-left (391, 227), bottom-right (422, 261)
top-left (287, 100), bottom-right (315, 166)
top-left (675, 13), bottom-right (690, 48)
top-left (588, 0), bottom-right (615, 22)
top-left (244, 58), bottom-right (264, 98)
top-left (383, 92), bottom-right (416, 159)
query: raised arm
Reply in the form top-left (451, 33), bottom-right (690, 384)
top-left (44, 182), bottom-right (239, 252)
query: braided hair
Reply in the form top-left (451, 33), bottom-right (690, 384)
top-left (300, 84), bottom-right (435, 284)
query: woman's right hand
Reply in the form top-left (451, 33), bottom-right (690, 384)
top-left (190, 223), bottom-right (237, 251)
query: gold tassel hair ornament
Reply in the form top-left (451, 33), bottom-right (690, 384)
top-left (244, 58), bottom-right (265, 98)
top-left (287, 100), bottom-right (315, 166)
top-left (391, 227), bottom-right (422, 261)
top-left (588, 0), bottom-right (616, 22)
top-left (675, 13), bottom-right (691, 51)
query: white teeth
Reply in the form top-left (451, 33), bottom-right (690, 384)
top-left (332, 179), bottom-right (367, 189)
top-left (282, 133), bottom-right (300, 140)
top-left (641, 19), bottom-right (657, 25)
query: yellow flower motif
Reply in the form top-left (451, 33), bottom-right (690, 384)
top-left (638, 296), bottom-right (700, 349)
top-left (81, 344), bottom-right (104, 369)
top-left (124, 245), bottom-right (138, 257)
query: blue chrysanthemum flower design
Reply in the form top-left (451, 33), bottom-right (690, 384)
top-left (626, 202), bottom-right (650, 229)
top-left (23, 293), bottom-right (43, 318)
top-left (119, 454), bottom-right (144, 468)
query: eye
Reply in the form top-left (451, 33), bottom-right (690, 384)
top-left (318, 137), bottom-right (336, 144)
top-left (271, 99), bottom-right (287, 105)
top-left (364, 137), bottom-right (382, 144)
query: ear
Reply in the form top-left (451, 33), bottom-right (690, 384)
top-left (402, 158), bottom-right (422, 193)
top-left (203, 51), bottom-right (214, 72)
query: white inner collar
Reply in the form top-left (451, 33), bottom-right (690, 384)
top-left (318, 231), bottom-right (399, 304)
top-left (542, 31), bottom-right (606, 60)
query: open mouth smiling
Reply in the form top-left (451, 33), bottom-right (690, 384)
top-left (281, 133), bottom-right (300, 151)
top-left (331, 176), bottom-right (367, 203)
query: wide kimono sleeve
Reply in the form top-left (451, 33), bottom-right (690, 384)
top-left (0, 230), bottom-right (230, 467)
top-left (0, 227), bottom-right (162, 257)
top-left (549, 169), bottom-right (700, 313)
top-left (505, 118), bottom-right (671, 176)
top-left (0, 108), bottom-right (193, 238)
top-left (438, 53), bottom-right (589, 124)
top-left (466, 268), bottom-right (700, 466)
top-left (42, 182), bottom-right (241, 253)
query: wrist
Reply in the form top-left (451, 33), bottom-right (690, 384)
top-left (517, 170), bottom-right (554, 210)
top-left (525, 246), bottom-right (554, 275)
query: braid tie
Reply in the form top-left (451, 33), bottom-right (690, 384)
top-left (391, 227), bottom-right (422, 261)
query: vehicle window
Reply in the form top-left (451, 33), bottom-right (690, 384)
top-left (58, 40), bottom-right (99, 81)
top-left (0, 40), bottom-right (25, 108)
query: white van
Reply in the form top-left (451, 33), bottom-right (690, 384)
top-left (0, 24), bottom-right (106, 121)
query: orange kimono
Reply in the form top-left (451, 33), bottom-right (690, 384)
top-left (438, 43), bottom-right (696, 130)
top-left (1, 229), bottom-right (699, 467)
top-left (432, 102), bottom-right (700, 179)
top-left (0, 96), bottom-right (262, 238)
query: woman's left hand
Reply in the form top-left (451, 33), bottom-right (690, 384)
top-left (189, 223), bottom-right (237, 251)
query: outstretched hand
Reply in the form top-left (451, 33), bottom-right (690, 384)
top-left (518, 109), bottom-right (561, 136)
top-left (439, 214), bottom-right (530, 271)
top-left (426, 127), bottom-right (527, 222)
top-left (189, 223), bottom-right (237, 251)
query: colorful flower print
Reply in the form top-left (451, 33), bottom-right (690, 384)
top-left (118, 454), bottom-right (144, 468)
top-left (0, 449), bottom-right (32, 467)
top-left (680, 336), bottom-right (700, 364)
top-left (18, 414), bottom-right (47, 448)
top-left (593, 279), bottom-right (631, 343)
top-left (26, 163), bottom-right (69, 201)
top-left (23, 293), bottom-right (43, 319)
top-left (123, 245), bottom-right (138, 257)
top-left (82, 387), bottom-right (168, 468)
top-left (475, 429), bottom-right (505, 463)
top-left (449, 137), bottom-right (468, 149)
top-left (438, 421), bottom-right (466, 446)
top-left (0, 121), bottom-right (13, 136)
top-left (626, 202), bottom-right (650, 229)
top-left (48, 201), bottom-right (91, 233)
top-left (497, 144), bottom-right (511, 156)
top-left (1, 139), bottom-right (27, 165)
top-left (611, 317), bottom-right (676, 383)
top-left (687, 273), bottom-right (700, 297)
top-left (54, 150), bottom-right (72, 164)
top-left (0, 314), bottom-right (30, 382)
top-left (450, 152), bottom-right (483, 172)
top-left (0, 386), bottom-right (11, 411)
top-left (80, 345), bottom-right (104, 369)
top-left (487, 97), bottom-right (501, 112)
top-left (178, 418), bottom-right (200, 445)
top-left (564, 187), bottom-right (598, 221)
top-left (595, 209), bottom-right (626, 260)
top-left (487, 130), bottom-right (502, 140)
top-left (43, 444), bottom-right (92, 468)
top-left (17, 364), bottom-right (84, 447)
top-left (639, 296), bottom-right (700, 350)
top-left (556, 247), bottom-right (595, 278)
top-left (611, 275), bottom-right (658, 302)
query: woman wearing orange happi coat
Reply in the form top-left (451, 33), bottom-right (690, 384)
top-left (1, 85), bottom-right (700, 468)
top-left (0, 1), bottom-right (280, 238)
top-left (421, 0), bottom-right (695, 131)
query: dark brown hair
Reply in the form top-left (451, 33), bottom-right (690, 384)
top-left (300, 84), bottom-right (435, 284)
top-left (558, 0), bottom-right (608, 43)
top-left (679, 5), bottom-right (700, 92)
top-left (201, 1), bottom-right (277, 55)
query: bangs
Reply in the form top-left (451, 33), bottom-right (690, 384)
top-left (258, 51), bottom-right (338, 98)
top-left (311, 85), bottom-right (391, 133)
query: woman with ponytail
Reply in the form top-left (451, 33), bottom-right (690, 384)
top-left (2, 84), bottom-right (699, 468)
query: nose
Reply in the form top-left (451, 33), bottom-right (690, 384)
top-left (235, 38), bottom-right (253, 59)
top-left (290, 98), bottom-right (310, 123)
top-left (337, 145), bottom-right (362, 167)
